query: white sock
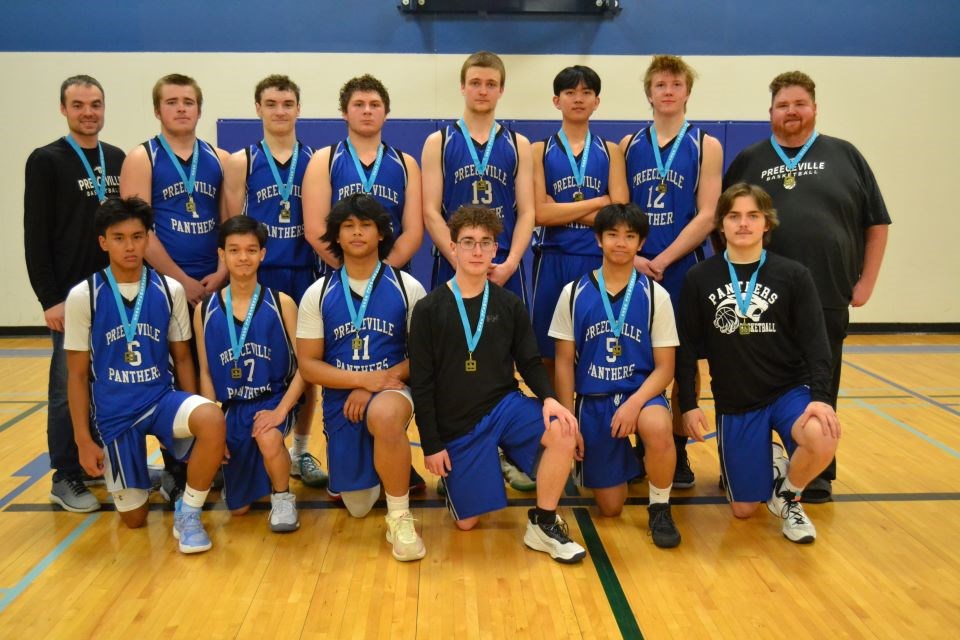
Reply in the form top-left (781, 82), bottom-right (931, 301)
top-left (649, 482), bottom-right (672, 505)
top-left (292, 433), bottom-right (309, 457)
top-left (386, 492), bottom-right (410, 518)
top-left (783, 476), bottom-right (804, 496)
top-left (182, 483), bottom-right (209, 510)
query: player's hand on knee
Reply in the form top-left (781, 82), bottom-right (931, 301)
top-left (78, 440), bottom-right (104, 477)
top-left (362, 370), bottom-right (403, 393)
top-left (681, 408), bottom-right (707, 443)
top-left (424, 450), bottom-right (451, 477)
top-left (344, 389), bottom-right (372, 423)
top-left (610, 401), bottom-right (641, 438)
top-left (252, 408), bottom-right (287, 437)
top-left (799, 401), bottom-right (841, 439)
top-left (543, 398), bottom-right (578, 437)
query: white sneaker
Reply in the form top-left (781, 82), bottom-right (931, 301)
top-left (500, 451), bottom-right (536, 491)
top-left (385, 511), bottom-right (426, 561)
top-left (766, 443), bottom-right (816, 544)
top-left (269, 491), bottom-right (300, 533)
top-left (523, 510), bottom-right (586, 563)
top-left (779, 498), bottom-right (817, 544)
top-left (766, 442), bottom-right (790, 517)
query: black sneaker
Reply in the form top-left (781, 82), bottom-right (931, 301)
top-left (409, 466), bottom-right (426, 494)
top-left (523, 509), bottom-right (586, 563)
top-left (673, 442), bottom-right (695, 489)
top-left (647, 503), bottom-right (681, 548)
top-left (159, 471), bottom-right (184, 506)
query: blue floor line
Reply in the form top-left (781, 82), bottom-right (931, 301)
top-left (0, 513), bottom-right (99, 614)
top-left (855, 399), bottom-right (960, 460)
top-left (843, 360), bottom-right (960, 418)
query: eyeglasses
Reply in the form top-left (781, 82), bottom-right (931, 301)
top-left (457, 238), bottom-right (496, 252)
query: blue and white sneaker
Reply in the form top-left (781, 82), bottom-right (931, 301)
top-left (173, 499), bottom-right (212, 554)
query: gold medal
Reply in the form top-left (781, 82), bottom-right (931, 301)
top-left (465, 356), bottom-right (477, 372)
top-left (123, 350), bottom-right (136, 364)
top-left (231, 366), bottom-right (243, 379)
top-left (186, 196), bottom-right (197, 217)
top-left (476, 179), bottom-right (489, 193)
top-left (279, 200), bottom-right (291, 223)
top-left (783, 173), bottom-right (796, 190)
top-left (739, 323), bottom-right (751, 335)
top-left (656, 181), bottom-right (668, 194)
top-left (351, 335), bottom-right (363, 350)
top-left (572, 190), bottom-right (584, 201)
top-left (611, 342), bottom-right (623, 357)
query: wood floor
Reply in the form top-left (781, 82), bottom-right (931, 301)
top-left (0, 335), bottom-right (957, 639)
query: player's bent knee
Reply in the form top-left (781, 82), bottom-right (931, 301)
top-left (455, 516), bottom-right (479, 531)
top-left (341, 484), bottom-right (380, 518)
top-left (255, 428), bottom-right (284, 456)
top-left (180, 399), bottom-right (224, 440)
top-left (542, 426), bottom-right (576, 455)
top-left (730, 501), bottom-right (760, 518)
top-left (231, 505), bottom-right (251, 516)
top-left (114, 490), bottom-right (150, 529)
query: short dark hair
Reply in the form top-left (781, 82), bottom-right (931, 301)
top-left (338, 74), bottom-right (390, 114)
top-left (60, 75), bottom-right (104, 106)
top-left (715, 183), bottom-right (780, 245)
top-left (152, 73), bottom-right (203, 111)
top-left (95, 197), bottom-right (154, 237)
top-left (219, 215), bottom-right (268, 249)
top-left (553, 65), bottom-right (601, 96)
top-left (447, 206), bottom-right (503, 242)
top-left (594, 203), bottom-right (649, 240)
top-left (769, 71), bottom-right (816, 103)
top-left (255, 74), bottom-right (300, 104)
top-left (321, 194), bottom-right (395, 261)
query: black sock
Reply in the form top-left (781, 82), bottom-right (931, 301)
top-left (533, 507), bottom-right (556, 525)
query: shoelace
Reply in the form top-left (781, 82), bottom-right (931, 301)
top-left (543, 517), bottom-right (572, 542)
top-left (784, 501), bottom-right (807, 525)
top-left (64, 477), bottom-right (88, 494)
top-left (649, 507), bottom-right (674, 534)
top-left (392, 513), bottom-right (420, 544)
top-left (273, 495), bottom-right (295, 518)
top-left (178, 510), bottom-right (203, 534)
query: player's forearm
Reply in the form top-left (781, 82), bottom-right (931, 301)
top-left (67, 366), bottom-right (95, 445)
top-left (386, 232), bottom-right (421, 268)
top-left (858, 224), bottom-right (889, 289)
top-left (535, 195), bottom-right (609, 226)
top-left (656, 211), bottom-right (715, 267)
top-left (144, 236), bottom-right (191, 282)
top-left (298, 358), bottom-right (368, 390)
top-left (276, 372), bottom-right (307, 416)
top-left (423, 210), bottom-right (455, 263)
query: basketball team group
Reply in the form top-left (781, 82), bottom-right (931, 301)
top-left (24, 51), bottom-right (890, 562)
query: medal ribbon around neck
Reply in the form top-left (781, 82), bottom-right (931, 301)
top-left (64, 135), bottom-right (107, 203)
top-left (458, 118), bottom-right (497, 183)
top-left (596, 267), bottom-right (637, 341)
top-left (769, 131), bottom-right (819, 173)
top-left (345, 138), bottom-right (384, 193)
top-left (261, 140), bottom-right (300, 204)
top-left (340, 261), bottom-right (382, 337)
top-left (451, 278), bottom-right (489, 357)
top-left (724, 249), bottom-right (767, 320)
top-left (650, 121), bottom-right (690, 184)
top-left (157, 134), bottom-right (200, 204)
top-left (225, 283), bottom-right (261, 366)
top-left (557, 129), bottom-right (592, 193)
top-left (104, 266), bottom-right (148, 353)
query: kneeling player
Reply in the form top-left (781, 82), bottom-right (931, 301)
top-left (65, 197), bottom-right (225, 554)
top-left (551, 203), bottom-right (682, 548)
top-left (410, 206), bottom-right (586, 564)
top-left (676, 183), bottom-right (840, 543)
top-left (297, 194), bottom-right (427, 562)
top-left (195, 216), bottom-right (305, 532)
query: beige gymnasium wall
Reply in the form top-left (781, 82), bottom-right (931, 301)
top-left (4, 52), bottom-right (958, 327)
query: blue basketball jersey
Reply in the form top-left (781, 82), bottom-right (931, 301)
top-left (624, 126), bottom-right (706, 257)
top-left (88, 268), bottom-right (176, 444)
top-left (244, 141), bottom-right (314, 269)
top-left (201, 287), bottom-right (296, 405)
top-left (571, 270), bottom-right (655, 396)
top-left (540, 132), bottom-right (610, 256)
top-left (329, 140), bottom-right (407, 236)
top-left (441, 123), bottom-right (519, 251)
top-left (146, 137), bottom-right (223, 280)
top-left (317, 265), bottom-right (409, 410)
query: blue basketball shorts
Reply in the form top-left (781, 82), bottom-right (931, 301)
top-left (531, 251), bottom-right (601, 360)
top-left (258, 265), bottom-right (319, 305)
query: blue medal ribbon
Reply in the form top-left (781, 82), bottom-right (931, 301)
top-left (596, 267), bottom-right (637, 341)
top-left (724, 250), bottom-right (767, 320)
top-left (450, 278), bottom-right (489, 357)
top-left (458, 119), bottom-right (497, 183)
top-left (340, 262), bottom-right (382, 336)
top-left (103, 266), bottom-right (148, 351)
top-left (650, 121), bottom-right (690, 185)
top-left (261, 140), bottom-right (300, 204)
top-left (769, 131), bottom-right (819, 173)
top-left (156, 134), bottom-right (200, 205)
top-left (224, 283), bottom-right (261, 365)
top-left (64, 135), bottom-right (107, 203)
top-left (557, 129), bottom-right (592, 192)
top-left (345, 138), bottom-right (384, 193)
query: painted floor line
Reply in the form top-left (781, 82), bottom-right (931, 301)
top-left (0, 402), bottom-right (47, 434)
top-left (855, 399), bottom-right (960, 460)
top-left (0, 513), bottom-right (99, 614)
top-left (843, 360), bottom-right (960, 418)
